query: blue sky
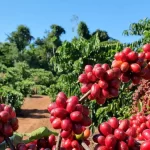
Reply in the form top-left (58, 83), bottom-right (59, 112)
top-left (0, 0), bottom-right (149, 43)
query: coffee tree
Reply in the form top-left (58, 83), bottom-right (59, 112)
top-left (46, 43), bottom-right (150, 150)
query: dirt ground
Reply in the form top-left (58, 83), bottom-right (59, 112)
top-left (16, 95), bottom-right (53, 134)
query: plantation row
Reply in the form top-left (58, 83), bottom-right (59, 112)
top-left (0, 63), bottom-right (54, 109)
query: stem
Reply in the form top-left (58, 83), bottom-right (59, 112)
top-left (4, 137), bottom-right (16, 150)
top-left (81, 141), bottom-right (90, 150)
top-left (79, 90), bottom-right (91, 102)
top-left (55, 131), bottom-right (62, 150)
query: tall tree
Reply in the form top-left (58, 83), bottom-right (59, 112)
top-left (7, 25), bottom-right (34, 52)
top-left (123, 18), bottom-right (150, 36)
top-left (29, 24), bottom-right (66, 69)
top-left (92, 29), bottom-right (109, 42)
top-left (34, 37), bottom-right (44, 46)
top-left (44, 24), bottom-right (66, 56)
top-left (50, 24), bottom-right (66, 37)
top-left (123, 18), bottom-right (150, 47)
top-left (77, 21), bottom-right (90, 39)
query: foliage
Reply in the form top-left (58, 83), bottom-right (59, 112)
top-left (22, 45), bottom-right (50, 69)
top-left (123, 18), bottom-right (150, 36)
top-left (14, 62), bottom-right (31, 79)
top-left (48, 31), bottom-right (137, 125)
top-left (92, 29), bottom-right (109, 42)
top-left (0, 42), bottom-right (18, 67)
top-left (29, 69), bottom-right (54, 86)
top-left (31, 85), bottom-right (50, 95)
top-left (7, 25), bottom-right (34, 51)
top-left (0, 62), bottom-right (55, 109)
top-left (15, 80), bottom-right (35, 97)
top-left (0, 86), bottom-right (24, 110)
top-left (35, 37), bottom-right (45, 46)
top-left (87, 83), bottom-right (133, 126)
top-left (23, 127), bottom-right (58, 143)
top-left (49, 37), bottom-right (122, 100)
top-left (123, 18), bottom-right (150, 48)
top-left (50, 24), bottom-right (66, 37)
top-left (77, 21), bottom-right (90, 39)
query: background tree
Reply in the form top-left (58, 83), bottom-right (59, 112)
top-left (77, 21), bottom-right (91, 39)
top-left (34, 37), bottom-right (45, 46)
top-left (50, 24), bottom-right (66, 37)
top-left (45, 24), bottom-right (66, 49)
top-left (23, 24), bottom-right (66, 70)
top-left (123, 18), bottom-right (150, 36)
top-left (92, 29), bottom-right (109, 41)
top-left (41, 24), bottom-right (66, 61)
top-left (7, 25), bottom-right (34, 52)
top-left (123, 18), bottom-right (150, 48)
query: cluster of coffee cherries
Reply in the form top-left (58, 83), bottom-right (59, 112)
top-left (93, 112), bottom-right (150, 150)
top-left (78, 43), bottom-right (150, 105)
top-left (47, 92), bottom-right (92, 149)
top-left (78, 64), bottom-right (121, 104)
top-left (112, 44), bottom-right (150, 84)
top-left (14, 134), bottom-right (56, 150)
top-left (0, 104), bottom-right (18, 144)
top-left (93, 117), bottom-right (136, 150)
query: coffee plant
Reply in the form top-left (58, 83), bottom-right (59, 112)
top-left (45, 43), bottom-right (150, 150)
top-left (0, 62), bottom-right (55, 110)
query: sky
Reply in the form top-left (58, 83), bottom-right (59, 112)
top-left (0, 0), bottom-right (150, 43)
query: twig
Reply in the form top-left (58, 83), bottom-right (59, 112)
top-left (4, 137), bottom-right (16, 150)
top-left (79, 90), bottom-right (91, 102)
top-left (55, 131), bottom-right (62, 150)
top-left (81, 141), bottom-right (90, 150)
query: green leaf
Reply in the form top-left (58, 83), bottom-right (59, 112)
top-left (23, 127), bottom-right (58, 143)
top-left (0, 133), bottom-right (23, 149)
top-left (12, 132), bottom-right (23, 146)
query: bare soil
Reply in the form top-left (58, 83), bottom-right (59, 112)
top-left (16, 95), bottom-right (54, 133)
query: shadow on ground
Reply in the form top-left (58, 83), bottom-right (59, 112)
top-left (31, 95), bottom-right (43, 98)
top-left (17, 109), bottom-right (49, 118)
